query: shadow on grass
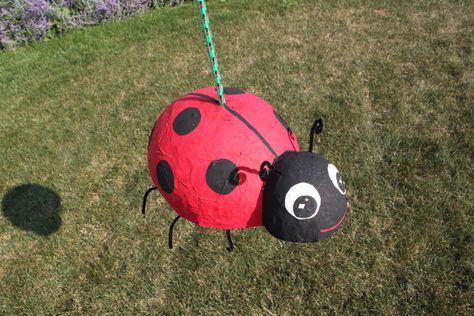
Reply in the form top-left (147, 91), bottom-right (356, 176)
top-left (2, 184), bottom-right (62, 236)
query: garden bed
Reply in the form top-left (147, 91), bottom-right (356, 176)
top-left (0, 0), bottom-right (186, 49)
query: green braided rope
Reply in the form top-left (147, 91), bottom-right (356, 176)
top-left (197, 0), bottom-right (226, 106)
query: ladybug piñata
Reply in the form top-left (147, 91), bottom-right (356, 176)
top-left (141, 0), bottom-right (348, 251)
top-left (143, 87), bottom-right (348, 251)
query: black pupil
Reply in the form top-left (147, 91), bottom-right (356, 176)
top-left (336, 173), bottom-right (346, 192)
top-left (293, 196), bottom-right (317, 218)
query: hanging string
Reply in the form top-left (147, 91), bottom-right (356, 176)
top-left (197, 0), bottom-right (226, 106)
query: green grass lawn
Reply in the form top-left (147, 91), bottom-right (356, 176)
top-left (1, 0), bottom-right (473, 314)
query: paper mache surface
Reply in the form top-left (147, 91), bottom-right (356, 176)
top-left (147, 87), bottom-right (299, 229)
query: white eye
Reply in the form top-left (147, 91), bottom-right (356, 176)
top-left (328, 164), bottom-right (346, 195)
top-left (284, 182), bottom-right (321, 220)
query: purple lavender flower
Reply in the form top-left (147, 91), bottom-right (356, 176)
top-left (22, 0), bottom-right (52, 38)
top-left (95, 0), bottom-right (120, 21)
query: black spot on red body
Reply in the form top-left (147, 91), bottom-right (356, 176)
top-left (173, 107), bottom-right (201, 136)
top-left (206, 159), bottom-right (239, 195)
top-left (224, 87), bottom-right (245, 95)
top-left (156, 160), bottom-right (174, 193)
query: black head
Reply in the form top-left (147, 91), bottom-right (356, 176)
top-left (261, 151), bottom-right (348, 242)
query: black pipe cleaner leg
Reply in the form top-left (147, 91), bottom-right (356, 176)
top-left (142, 187), bottom-right (157, 215)
top-left (308, 118), bottom-right (324, 152)
top-left (168, 215), bottom-right (181, 249)
top-left (226, 229), bottom-right (234, 252)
